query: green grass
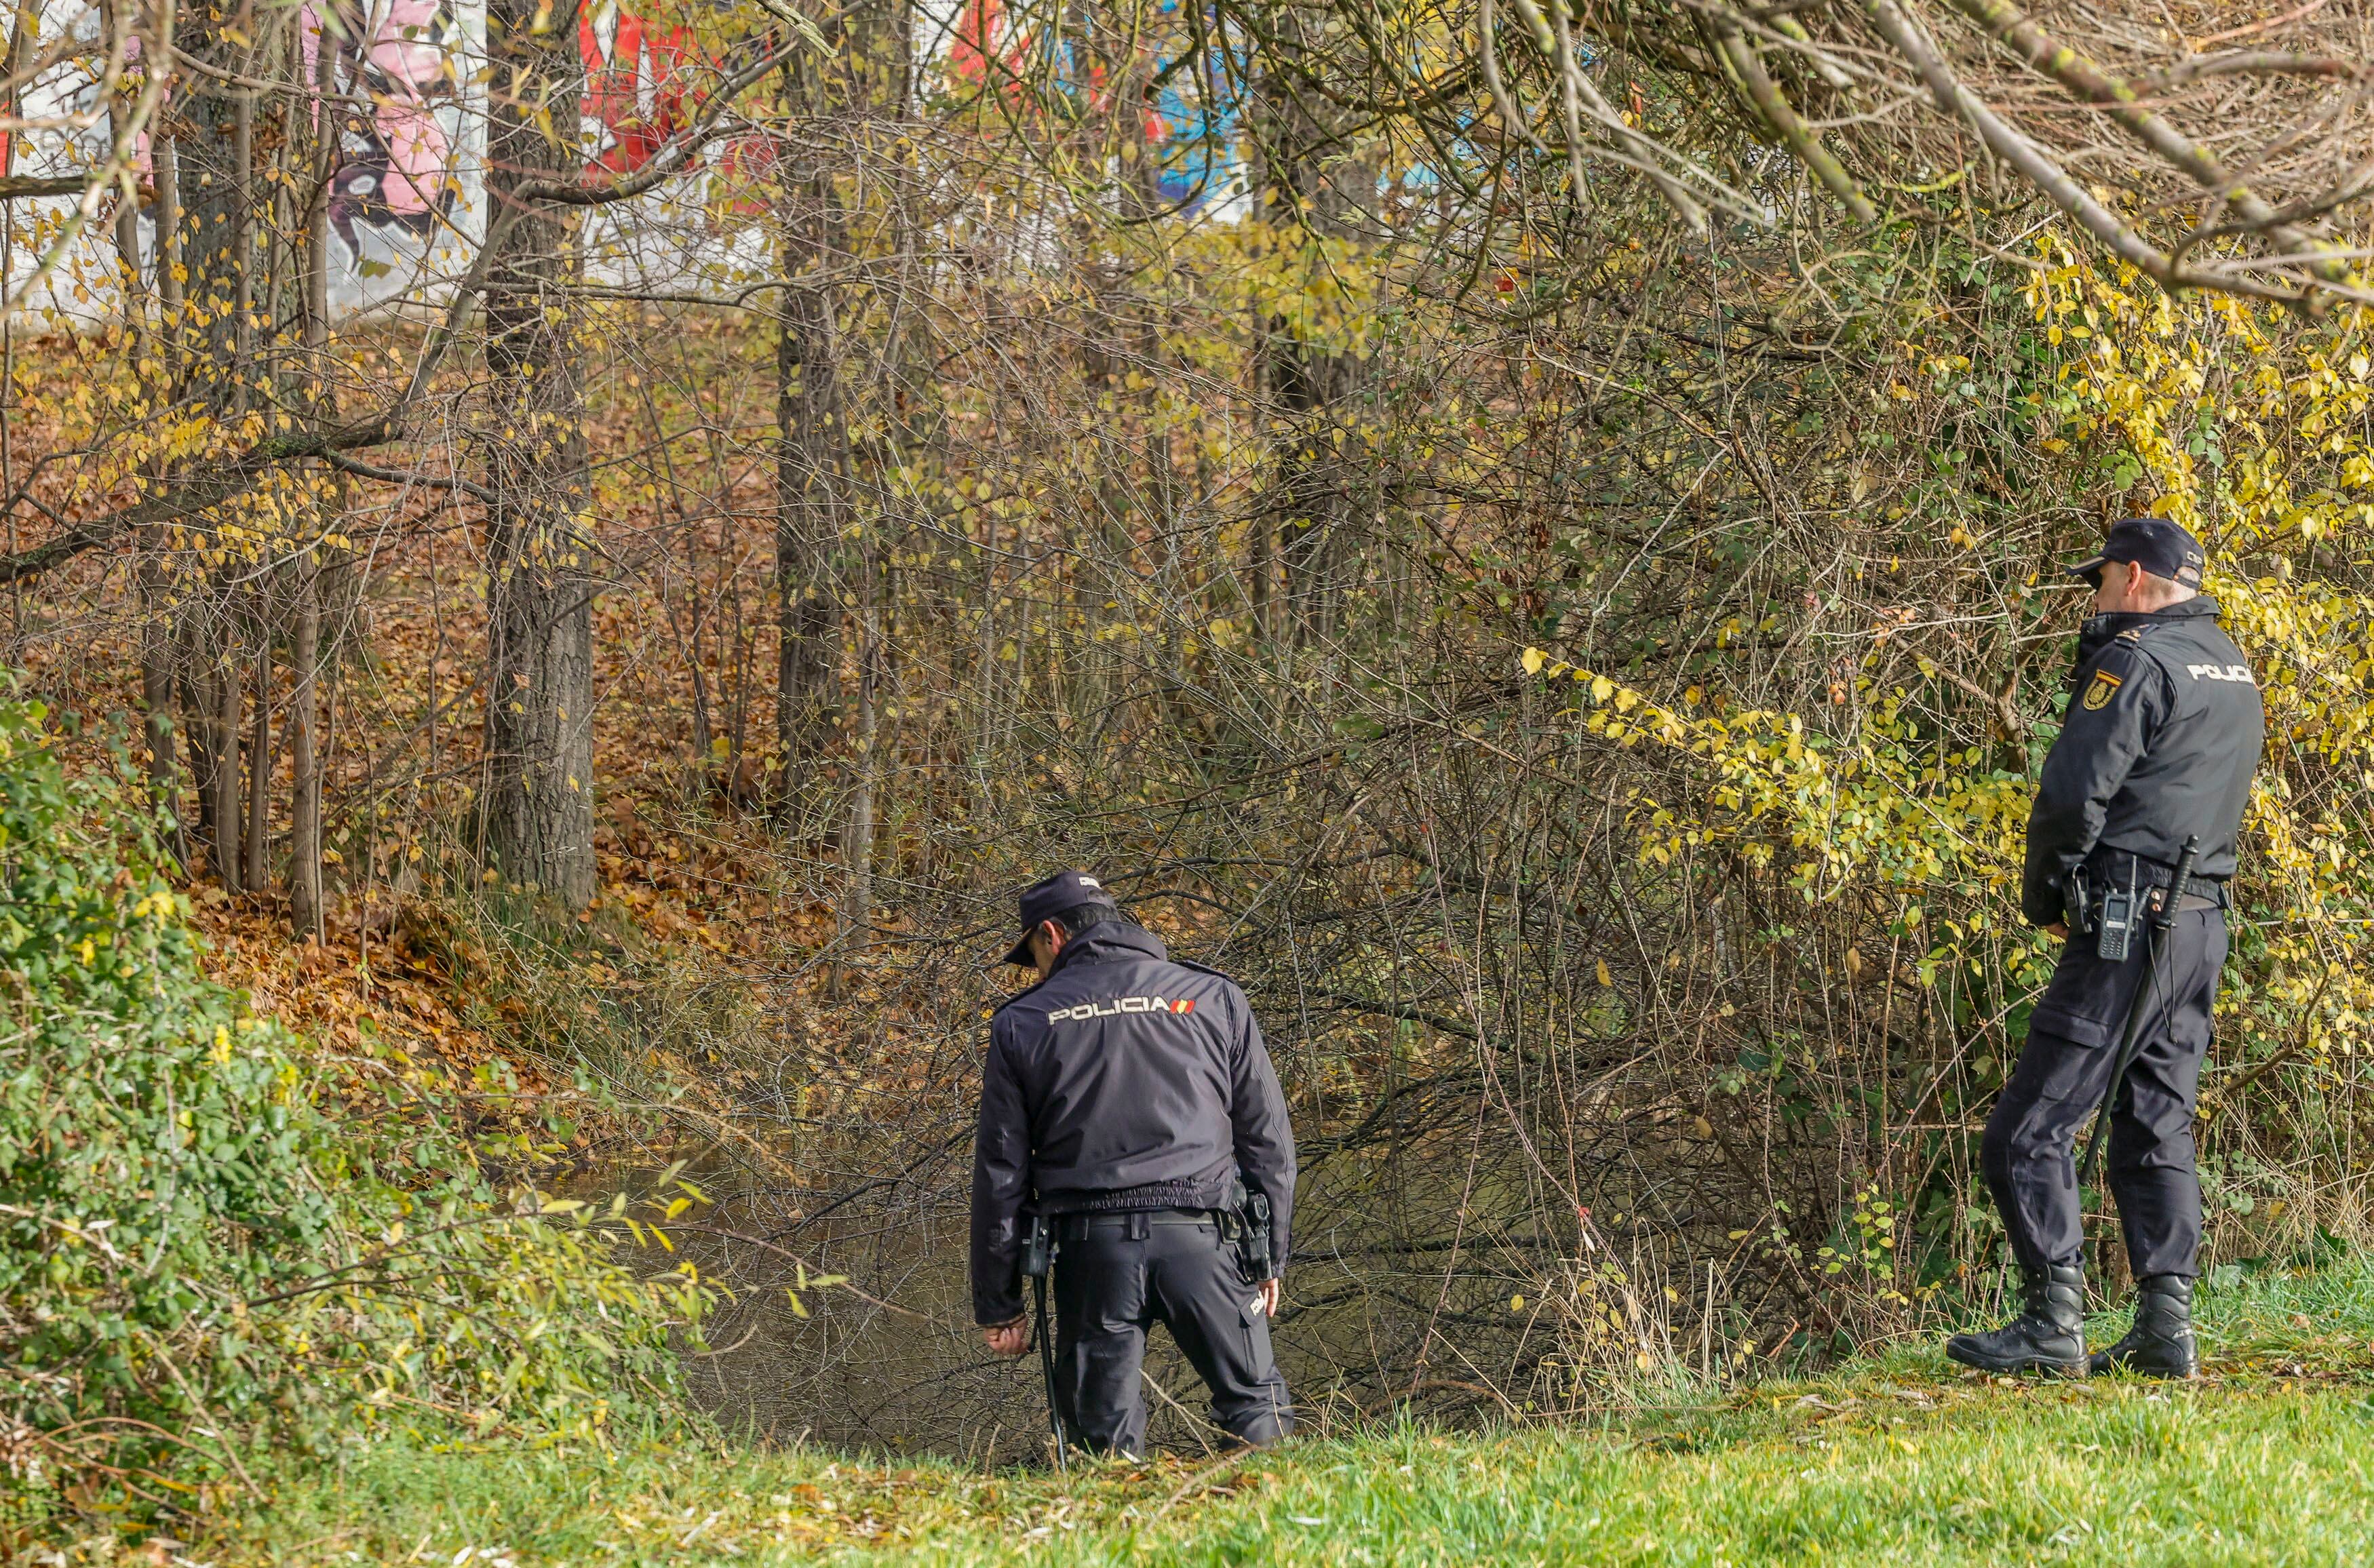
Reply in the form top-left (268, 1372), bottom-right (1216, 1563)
top-left (174, 1259), bottom-right (2374, 1565)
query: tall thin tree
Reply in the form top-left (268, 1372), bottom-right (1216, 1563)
top-left (773, 41), bottom-right (847, 819)
top-left (479, 0), bottom-right (596, 907)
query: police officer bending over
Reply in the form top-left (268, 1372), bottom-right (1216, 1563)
top-left (972, 871), bottom-right (1297, 1453)
top-left (1948, 518), bottom-right (2263, 1378)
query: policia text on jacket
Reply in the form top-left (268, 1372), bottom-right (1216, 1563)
top-left (971, 869), bottom-right (1297, 1455)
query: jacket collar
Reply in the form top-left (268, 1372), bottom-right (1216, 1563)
top-left (2078, 595), bottom-right (2221, 661)
top-left (1048, 920), bottom-right (1168, 977)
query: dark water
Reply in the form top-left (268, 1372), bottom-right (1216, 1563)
top-left (575, 1072), bottom-right (1732, 1465)
top-left (585, 1154), bottom-right (1313, 1465)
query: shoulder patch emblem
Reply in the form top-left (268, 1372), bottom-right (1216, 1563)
top-left (2116, 627), bottom-right (2147, 642)
top-left (2082, 670), bottom-right (2123, 710)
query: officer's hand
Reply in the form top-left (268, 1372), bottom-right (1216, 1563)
top-left (2046, 922), bottom-right (2069, 940)
top-left (984, 1316), bottom-right (1029, 1357)
top-left (1253, 1278), bottom-right (1282, 1318)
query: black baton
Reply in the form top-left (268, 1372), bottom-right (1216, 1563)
top-left (2078, 834), bottom-right (2200, 1188)
top-left (1033, 1272), bottom-right (1068, 1471)
top-left (1023, 1214), bottom-right (1067, 1471)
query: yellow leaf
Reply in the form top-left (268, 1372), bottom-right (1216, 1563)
top-left (1596, 959), bottom-right (1614, 987)
top-left (1521, 646), bottom-right (1546, 675)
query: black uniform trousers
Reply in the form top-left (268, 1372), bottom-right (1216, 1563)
top-left (1050, 1210), bottom-right (1293, 1456)
top-left (1983, 905), bottom-right (2226, 1280)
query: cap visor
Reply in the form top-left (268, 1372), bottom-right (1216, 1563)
top-left (1001, 934), bottom-right (1035, 967)
top-left (2065, 554), bottom-right (2107, 579)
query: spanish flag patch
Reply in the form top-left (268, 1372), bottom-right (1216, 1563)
top-left (2082, 669), bottom-right (2122, 711)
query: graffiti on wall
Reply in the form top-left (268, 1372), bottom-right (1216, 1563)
top-left (305, 1), bottom-right (469, 256)
top-left (581, 0), bottom-right (777, 220)
top-left (946, 0), bottom-right (1243, 216)
top-left (301, 0), bottom-right (757, 264)
top-left (8, 0), bottom-right (1243, 319)
top-left (581, 0), bottom-right (695, 174)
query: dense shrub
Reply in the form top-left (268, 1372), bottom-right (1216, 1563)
top-left (0, 694), bottom-right (707, 1521)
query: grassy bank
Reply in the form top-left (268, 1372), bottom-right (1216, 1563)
top-left (160, 1258), bottom-right (2374, 1566)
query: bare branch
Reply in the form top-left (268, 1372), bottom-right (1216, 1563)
top-left (1945, 0), bottom-right (2354, 290)
top-left (0, 416), bottom-right (402, 586)
top-left (0, 173), bottom-right (104, 200)
top-left (511, 39), bottom-right (794, 206)
top-left (1712, 18), bottom-right (1877, 224)
top-left (1860, 0), bottom-right (2279, 302)
top-left (2137, 52), bottom-right (2365, 91)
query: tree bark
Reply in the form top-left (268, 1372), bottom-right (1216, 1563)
top-left (138, 111), bottom-right (184, 864)
top-left (210, 638), bottom-right (242, 892)
top-left (1265, 318), bottom-right (1353, 647)
top-left (774, 56), bottom-right (847, 817)
top-left (288, 21), bottom-right (334, 941)
top-left (153, 130), bottom-right (180, 355)
top-left (478, 0), bottom-right (596, 907)
top-left (176, 3), bottom-right (256, 893)
top-left (1252, 61), bottom-right (1360, 650)
top-left (840, 568), bottom-right (880, 969)
top-left (242, 633), bottom-right (270, 890)
top-left (136, 549), bottom-right (181, 860)
top-left (290, 563), bottom-right (322, 937)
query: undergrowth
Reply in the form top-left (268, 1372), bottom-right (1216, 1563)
top-left (0, 694), bottom-right (712, 1544)
top-left (141, 1251), bottom-right (2374, 1567)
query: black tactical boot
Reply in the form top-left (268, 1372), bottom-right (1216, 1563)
top-left (2088, 1273), bottom-right (2197, 1378)
top-left (1945, 1263), bottom-right (2088, 1375)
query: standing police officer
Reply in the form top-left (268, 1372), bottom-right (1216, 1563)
top-left (971, 871), bottom-right (1297, 1453)
top-left (1947, 519), bottom-right (2263, 1378)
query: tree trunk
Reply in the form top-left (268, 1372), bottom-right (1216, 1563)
top-left (842, 570), bottom-right (880, 960)
top-left (774, 56), bottom-right (847, 817)
top-left (1266, 323), bottom-right (1353, 647)
top-left (211, 639), bottom-right (242, 892)
top-left (1251, 64), bottom-right (1359, 650)
top-left (136, 549), bottom-right (182, 859)
top-left (289, 22), bottom-right (333, 941)
top-left (112, 202), bottom-right (143, 347)
top-left (154, 131), bottom-right (180, 342)
top-left (242, 633), bottom-right (271, 890)
top-left (177, 6), bottom-right (256, 893)
top-left (479, 0), bottom-right (595, 907)
top-left (1249, 409), bottom-right (1274, 640)
top-left (232, 91), bottom-right (252, 399)
top-left (178, 642), bottom-right (214, 867)
top-left (290, 564), bottom-right (322, 937)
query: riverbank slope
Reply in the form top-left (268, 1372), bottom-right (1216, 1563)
top-left (192, 1255), bottom-right (2374, 1565)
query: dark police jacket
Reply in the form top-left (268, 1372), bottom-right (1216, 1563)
top-left (2021, 596), bottom-right (2264, 930)
top-left (970, 921), bottom-right (1296, 1327)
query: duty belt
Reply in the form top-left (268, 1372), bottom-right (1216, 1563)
top-left (2086, 848), bottom-right (2228, 909)
top-left (1058, 1209), bottom-right (1217, 1240)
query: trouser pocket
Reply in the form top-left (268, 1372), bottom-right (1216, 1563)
top-left (2028, 940), bottom-right (2147, 1048)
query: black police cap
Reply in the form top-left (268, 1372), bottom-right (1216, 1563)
top-left (2067, 517), bottom-right (2206, 590)
top-left (1002, 869), bottom-right (1121, 966)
